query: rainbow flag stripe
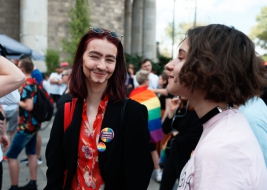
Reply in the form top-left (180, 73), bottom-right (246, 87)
top-left (130, 86), bottom-right (163, 143)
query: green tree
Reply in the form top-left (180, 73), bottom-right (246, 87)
top-left (62, 0), bottom-right (90, 64)
top-left (250, 6), bottom-right (267, 50)
top-left (45, 49), bottom-right (60, 74)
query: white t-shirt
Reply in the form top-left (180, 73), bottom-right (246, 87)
top-left (0, 90), bottom-right (20, 105)
top-left (49, 72), bottom-right (66, 95)
top-left (178, 109), bottom-right (267, 190)
top-left (0, 90), bottom-right (20, 161)
top-left (134, 72), bottom-right (159, 89)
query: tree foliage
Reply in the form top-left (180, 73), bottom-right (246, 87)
top-left (45, 49), bottom-right (60, 74)
top-left (250, 6), bottom-right (267, 50)
top-left (62, 0), bottom-right (90, 64)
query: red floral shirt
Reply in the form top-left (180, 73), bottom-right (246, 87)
top-left (71, 96), bottom-right (108, 190)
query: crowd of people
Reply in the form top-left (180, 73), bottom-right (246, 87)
top-left (0, 24), bottom-right (267, 190)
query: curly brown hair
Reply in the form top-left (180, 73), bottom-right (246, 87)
top-left (179, 24), bottom-right (267, 105)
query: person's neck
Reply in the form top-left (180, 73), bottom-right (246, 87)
top-left (85, 81), bottom-right (107, 106)
top-left (25, 74), bottom-right (31, 79)
top-left (189, 93), bottom-right (228, 118)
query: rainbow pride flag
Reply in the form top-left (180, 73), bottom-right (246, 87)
top-left (129, 86), bottom-right (163, 143)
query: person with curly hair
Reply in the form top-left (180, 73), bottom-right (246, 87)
top-left (166, 24), bottom-right (267, 190)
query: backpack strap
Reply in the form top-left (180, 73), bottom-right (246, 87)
top-left (64, 98), bottom-right (78, 132)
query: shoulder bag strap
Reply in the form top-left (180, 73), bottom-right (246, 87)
top-left (64, 98), bottom-right (78, 132)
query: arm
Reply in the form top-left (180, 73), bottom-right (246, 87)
top-left (44, 105), bottom-right (65, 190)
top-left (123, 101), bottom-right (153, 190)
top-left (0, 56), bottom-right (26, 97)
top-left (19, 98), bottom-right (33, 111)
top-left (0, 105), bottom-right (10, 151)
top-left (151, 88), bottom-right (168, 96)
top-left (0, 90), bottom-right (20, 105)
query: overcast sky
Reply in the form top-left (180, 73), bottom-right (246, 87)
top-left (156, 0), bottom-right (266, 56)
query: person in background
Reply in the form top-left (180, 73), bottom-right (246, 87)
top-left (125, 63), bottom-right (135, 96)
top-left (18, 57), bottom-right (44, 167)
top-left (1, 90), bottom-right (20, 146)
top-left (0, 90), bottom-right (20, 189)
top-left (129, 70), bottom-right (163, 182)
top-left (45, 27), bottom-right (153, 190)
top-left (49, 65), bottom-right (66, 104)
top-left (7, 58), bottom-right (40, 190)
top-left (134, 58), bottom-right (159, 89)
top-left (239, 97), bottom-right (267, 167)
top-left (152, 71), bottom-right (169, 120)
top-left (56, 66), bottom-right (72, 108)
top-left (42, 73), bottom-right (51, 94)
top-left (159, 96), bottom-right (202, 190)
top-left (166, 24), bottom-right (267, 189)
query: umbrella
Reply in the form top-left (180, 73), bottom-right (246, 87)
top-left (0, 34), bottom-right (32, 58)
top-left (0, 34), bottom-right (45, 60)
top-left (32, 50), bottom-right (45, 61)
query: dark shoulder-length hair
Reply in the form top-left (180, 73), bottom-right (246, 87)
top-left (69, 29), bottom-right (126, 103)
top-left (179, 24), bottom-right (267, 105)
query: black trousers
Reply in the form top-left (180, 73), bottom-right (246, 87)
top-left (159, 156), bottom-right (180, 190)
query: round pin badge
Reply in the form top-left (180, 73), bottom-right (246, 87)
top-left (100, 128), bottom-right (115, 142)
top-left (97, 142), bottom-right (106, 152)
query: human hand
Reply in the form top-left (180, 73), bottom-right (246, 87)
top-left (168, 96), bottom-right (180, 118)
top-left (0, 134), bottom-right (10, 151)
top-left (170, 96), bottom-right (180, 112)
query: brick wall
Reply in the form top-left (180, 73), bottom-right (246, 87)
top-left (0, 0), bottom-right (20, 41)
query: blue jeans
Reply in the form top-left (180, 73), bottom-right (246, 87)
top-left (6, 130), bottom-right (37, 159)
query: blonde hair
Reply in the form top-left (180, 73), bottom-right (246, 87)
top-left (135, 70), bottom-right (149, 85)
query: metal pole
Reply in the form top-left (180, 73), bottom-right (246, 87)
top-left (172, 0), bottom-right (175, 59)
top-left (194, 0), bottom-right (197, 27)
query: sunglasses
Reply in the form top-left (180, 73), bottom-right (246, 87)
top-left (90, 27), bottom-right (123, 41)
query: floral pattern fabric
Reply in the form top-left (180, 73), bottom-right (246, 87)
top-left (71, 95), bottom-right (108, 190)
top-left (18, 78), bottom-right (40, 134)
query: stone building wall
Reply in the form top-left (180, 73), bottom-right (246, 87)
top-left (47, 0), bottom-right (125, 60)
top-left (47, 0), bottom-right (75, 52)
top-left (90, 0), bottom-right (125, 37)
top-left (0, 0), bottom-right (20, 41)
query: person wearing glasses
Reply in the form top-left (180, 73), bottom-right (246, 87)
top-left (166, 24), bottom-right (267, 190)
top-left (56, 66), bottom-right (72, 109)
top-left (45, 28), bottom-right (153, 190)
top-left (159, 96), bottom-right (202, 190)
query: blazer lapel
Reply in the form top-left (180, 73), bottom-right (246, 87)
top-left (98, 100), bottom-right (122, 172)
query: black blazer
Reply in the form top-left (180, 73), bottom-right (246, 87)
top-left (45, 98), bottom-right (153, 190)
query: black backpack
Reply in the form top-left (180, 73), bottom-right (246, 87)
top-left (32, 85), bottom-right (54, 123)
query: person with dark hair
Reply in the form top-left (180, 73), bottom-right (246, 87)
top-left (159, 96), bottom-right (202, 190)
top-left (166, 24), bottom-right (267, 189)
top-left (6, 59), bottom-right (40, 190)
top-left (45, 28), bottom-right (153, 190)
top-left (134, 58), bottom-right (159, 89)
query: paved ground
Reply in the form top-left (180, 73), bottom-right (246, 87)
top-left (2, 117), bottom-right (173, 190)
